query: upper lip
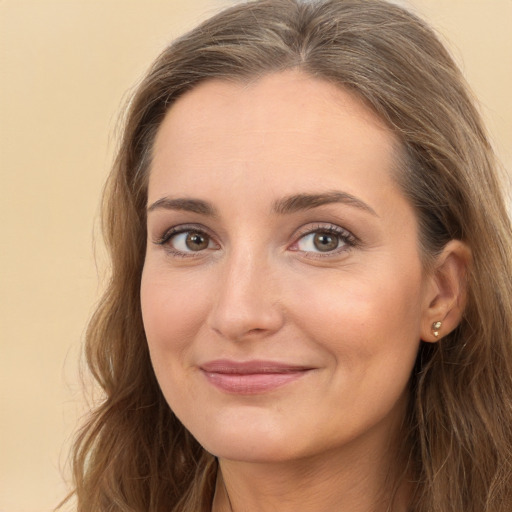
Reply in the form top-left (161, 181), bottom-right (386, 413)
top-left (200, 359), bottom-right (314, 374)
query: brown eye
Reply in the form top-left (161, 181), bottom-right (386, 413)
top-left (313, 232), bottom-right (340, 252)
top-left (161, 230), bottom-right (213, 254)
top-left (293, 228), bottom-right (351, 254)
top-left (185, 232), bottom-right (210, 251)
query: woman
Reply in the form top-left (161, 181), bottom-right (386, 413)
top-left (67, 0), bottom-right (512, 511)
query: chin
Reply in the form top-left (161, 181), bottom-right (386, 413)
top-left (204, 439), bottom-right (298, 464)
top-left (189, 418), bottom-right (305, 464)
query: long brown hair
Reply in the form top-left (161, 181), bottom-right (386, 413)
top-left (65, 1), bottom-right (512, 510)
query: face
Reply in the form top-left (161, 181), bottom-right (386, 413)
top-left (141, 71), bottom-right (430, 464)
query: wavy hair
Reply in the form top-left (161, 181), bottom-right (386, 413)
top-left (64, 0), bottom-right (512, 510)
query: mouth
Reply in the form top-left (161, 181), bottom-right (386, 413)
top-left (199, 359), bottom-right (314, 394)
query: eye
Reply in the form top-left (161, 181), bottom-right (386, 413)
top-left (155, 227), bottom-right (217, 255)
top-left (172, 231), bottom-right (212, 252)
top-left (291, 225), bottom-right (357, 255)
top-left (296, 231), bottom-right (344, 252)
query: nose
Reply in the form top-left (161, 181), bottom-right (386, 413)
top-left (207, 248), bottom-right (285, 342)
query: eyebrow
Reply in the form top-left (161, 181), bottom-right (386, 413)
top-left (273, 191), bottom-right (378, 217)
top-left (147, 197), bottom-right (218, 217)
top-left (146, 190), bottom-right (377, 217)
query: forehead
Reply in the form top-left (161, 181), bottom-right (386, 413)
top-left (149, 71), bottom-right (402, 208)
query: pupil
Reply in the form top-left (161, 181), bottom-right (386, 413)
top-left (313, 232), bottom-right (338, 252)
top-left (186, 232), bottom-right (208, 251)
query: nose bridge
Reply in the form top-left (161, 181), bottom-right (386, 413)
top-left (208, 243), bottom-right (283, 340)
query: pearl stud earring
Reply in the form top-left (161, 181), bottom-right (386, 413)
top-left (432, 321), bottom-right (442, 338)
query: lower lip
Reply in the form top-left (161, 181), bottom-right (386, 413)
top-left (201, 370), bottom-right (310, 394)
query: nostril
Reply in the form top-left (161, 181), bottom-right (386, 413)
top-left (248, 328), bottom-right (265, 334)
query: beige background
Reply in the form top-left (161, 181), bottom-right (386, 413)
top-left (1, 1), bottom-right (510, 511)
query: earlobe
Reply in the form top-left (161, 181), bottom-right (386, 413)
top-left (421, 240), bottom-right (471, 343)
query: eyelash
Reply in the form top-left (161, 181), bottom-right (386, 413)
top-left (153, 223), bottom-right (358, 258)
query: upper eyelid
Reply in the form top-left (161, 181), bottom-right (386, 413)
top-left (153, 223), bottom-right (216, 245)
top-left (292, 223), bottom-right (357, 241)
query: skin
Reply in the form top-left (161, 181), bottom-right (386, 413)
top-left (141, 71), bottom-right (468, 512)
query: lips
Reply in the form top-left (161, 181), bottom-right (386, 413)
top-left (200, 359), bottom-right (313, 394)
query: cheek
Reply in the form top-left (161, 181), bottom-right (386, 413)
top-left (140, 267), bottom-right (215, 418)
top-left (293, 269), bottom-right (422, 329)
top-left (287, 263), bottom-right (424, 376)
top-left (140, 267), bottom-right (210, 360)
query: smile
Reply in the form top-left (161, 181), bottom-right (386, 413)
top-left (199, 360), bottom-right (314, 394)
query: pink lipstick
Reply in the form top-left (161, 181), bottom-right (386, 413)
top-left (200, 360), bottom-right (313, 394)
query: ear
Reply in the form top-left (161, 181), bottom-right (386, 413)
top-left (421, 240), bottom-right (471, 343)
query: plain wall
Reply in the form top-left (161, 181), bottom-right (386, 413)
top-left (1, 1), bottom-right (510, 511)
